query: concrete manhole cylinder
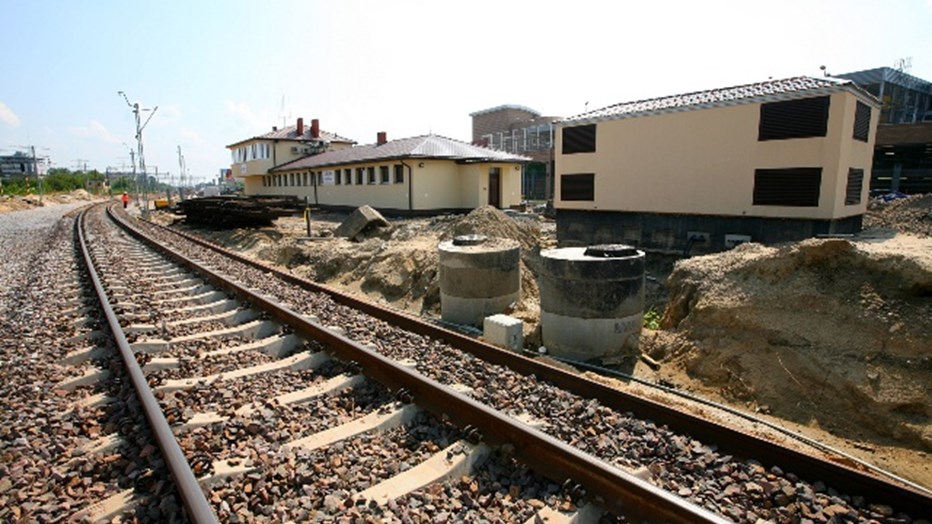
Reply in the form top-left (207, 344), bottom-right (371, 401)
top-left (438, 235), bottom-right (520, 327)
top-left (539, 244), bottom-right (645, 360)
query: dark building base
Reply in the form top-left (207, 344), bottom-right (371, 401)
top-left (556, 210), bottom-right (863, 254)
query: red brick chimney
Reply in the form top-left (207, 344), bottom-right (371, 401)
top-left (377, 131), bottom-right (387, 145)
top-left (296, 118), bottom-right (304, 136)
top-left (311, 119), bottom-right (320, 138)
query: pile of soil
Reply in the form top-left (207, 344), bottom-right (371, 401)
top-left (0, 190), bottom-right (97, 214)
top-left (864, 193), bottom-right (932, 238)
top-left (652, 235), bottom-right (931, 484)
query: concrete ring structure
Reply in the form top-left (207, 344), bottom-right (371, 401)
top-left (439, 236), bottom-right (520, 327)
top-left (539, 244), bottom-right (645, 360)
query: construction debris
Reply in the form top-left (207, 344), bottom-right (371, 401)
top-left (177, 196), bottom-right (302, 228)
top-left (333, 205), bottom-right (390, 240)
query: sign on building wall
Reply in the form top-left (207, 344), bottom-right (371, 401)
top-left (322, 170), bottom-right (336, 185)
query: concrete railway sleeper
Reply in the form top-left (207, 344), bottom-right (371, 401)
top-left (79, 203), bottom-right (727, 522)
top-left (91, 202), bottom-right (930, 522)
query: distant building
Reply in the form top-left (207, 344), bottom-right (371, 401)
top-left (263, 132), bottom-right (529, 213)
top-left (227, 118), bottom-right (355, 184)
top-left (835, 67), bottom-right (932, 124)
top-left (0, 151), bottom-right (39, 177)
top-left (470, 105), bottom-right (560, 200)
top-left (835, 67), bottom-right (932, 194)
top-left (553, 76), bottom-right (879, 253)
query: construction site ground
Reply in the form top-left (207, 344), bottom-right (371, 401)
top-left (16, 192), bottom-right (929, 491)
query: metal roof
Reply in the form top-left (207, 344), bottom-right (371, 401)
top-left (227, 124), bottom-right (355, 148)
top-left (559, 76), bottom-right (879, 126)
top-left (271, 134), bottom-right (530, 172)
top-left (469, 104), bottom-right (542, 118)
top-left (835, 67), bottom-right (932, 94)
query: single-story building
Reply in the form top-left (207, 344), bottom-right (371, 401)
top-left (258, 133), bottom-right (529, 213)
top-left (228, 117), bottom-right (355, 186)
top-left (554, 76), bottom-right (880, 253)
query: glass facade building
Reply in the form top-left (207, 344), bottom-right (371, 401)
top-left (836, 67), bottom-right (932, 124)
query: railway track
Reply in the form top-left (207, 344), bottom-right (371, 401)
top-left (61, 201), bottom-right (929, 522)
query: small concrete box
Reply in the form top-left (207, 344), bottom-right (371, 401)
top-left (483, 314), bottom-right (523, 352)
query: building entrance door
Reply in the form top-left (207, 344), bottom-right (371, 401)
top-left (488, 168), bottom-right (501, 208)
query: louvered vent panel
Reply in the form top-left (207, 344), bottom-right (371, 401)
top-left (845, 168), bottom-right (864, 205)
top-left (753, 168), bottom-right (822, 206)
top-left (759, 96), bottom-right (830, 141)
top-left (853, 102), bottom-right (871, 142)
top-left (561, 173), bottom-right (595, 201)
top-left (562, 124), bottom-right (597, 154)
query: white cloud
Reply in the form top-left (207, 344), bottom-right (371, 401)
top-left (0, 102), bottom-right (21, 128)
top-left (68, 120), bottom-right (120, 144)
top-left (225, 100), bottom-right (275, 131)
top-left (156, 104), bottom-right (183, 122)
top-left (180, 128), bottom-right (202, 143)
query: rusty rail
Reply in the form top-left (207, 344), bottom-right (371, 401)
top-left (76, 206), bottom-right (218, 523)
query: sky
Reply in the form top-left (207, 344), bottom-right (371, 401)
top-left (1, 0), bottom-right (930, 184)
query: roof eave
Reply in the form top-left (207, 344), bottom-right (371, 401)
top-left (226, 136), bottom-right (356, 149)
top-left (270, 154), bottom-right (530, 172)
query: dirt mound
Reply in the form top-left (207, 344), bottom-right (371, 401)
top-left (442, 206), bottom-right (541, 251)
top-left (864, 193), bottom-right (932, 237)
top-left (659, 236), bottom-right (932, 455)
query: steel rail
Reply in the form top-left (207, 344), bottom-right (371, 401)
top-left (107, 208), bottom-right (727, 522)
top-left (113, 207), bottom-right (932, 517)
top-left (76, 206), bottom-right (218, 523)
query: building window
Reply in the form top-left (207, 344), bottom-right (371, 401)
top-left (562, 124), bottom-right (596, 154)
top-left (753, 168), bottom-right (822, 207)
top-left (853, 102), bottom-right (871, 142)
top-left (560, 173), bottom-right (595, 201)
top-left (317, 172), bottom-right (323, 185)
top-left (845, 168), bottom-right (864, 205)
top-left (394, 164), bottom-right (405, 184)
top-left (344, 169), bottom-right (352, 185)
top-left (356, 168), bottom-right (364, 185)
top-left (334, 169), bottom-right (341, 185)
top-left (379, 165), bottom-right (390, 184)
top-left (367, 166), bottom-right (376, 184)
top-left (758, 96), bottom-right (830, 141)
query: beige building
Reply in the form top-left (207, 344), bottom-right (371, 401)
top-left (554, 76), bottom-right (880, 252)
top-left (228, 118), bottom-right (355, 185)
top-left (259, 133), bottom-right (529, 212)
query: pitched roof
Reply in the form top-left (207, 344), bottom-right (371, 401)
top-left (271, 134), bottom-right (531, 172)
top-left (560, 76), bottom-right (880, 125)
top-left (227, 124), bottom-right (355, 148)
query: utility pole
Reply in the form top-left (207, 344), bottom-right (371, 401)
top-left (177, 145), bottom-right (187, 202)
top-left (31, 146), bottom-right (43, 204)
top-left (129, 148), bottom-right (138, 205)
top-left (119, 91), bottom-right (157, 218)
